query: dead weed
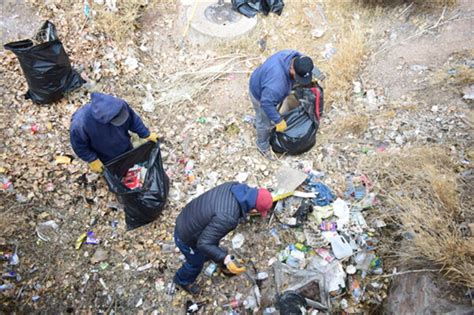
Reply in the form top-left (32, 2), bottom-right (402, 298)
top-left (328, 114), bottom-right (369, 138)
top-left (360, 146), bottom-right (474, 287)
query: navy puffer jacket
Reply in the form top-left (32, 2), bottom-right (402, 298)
top-left (175, 182), bottom-right (258, 263)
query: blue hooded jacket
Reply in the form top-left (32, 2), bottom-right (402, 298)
top-left (70, 93), bottom-right (150, 163)
top-left (249, 50), bottom-right (302, 123)
top-left (175, 182), bottom-right (258, 262)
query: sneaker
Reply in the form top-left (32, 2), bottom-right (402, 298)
top-left (257, 147), bottom-right (276, 161)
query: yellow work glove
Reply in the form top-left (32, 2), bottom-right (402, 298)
top-left (145, 132), bottom-right (158, 143)
top-left (89, 159), bottom-right (104, 173)
top-left (224, 255), bottom-right (246, 275)
top-left (275, 120), bottom-right (287, 133)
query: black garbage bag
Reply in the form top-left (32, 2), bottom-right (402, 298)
top-left (4, 21), bottom-right (85, 104)
top-left (232, 0), bottom-right (284, 18)
top-left (270, 83), bottom-right (324, 155)
top-left (104, 141), bottom-right (170, 230)
top-left (278, 291), bottom-right (307, 315)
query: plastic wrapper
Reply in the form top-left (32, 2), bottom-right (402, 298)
top-left (271, 83), bottom-right (324, 155)
top-left (4, 21), bottom-right (85, 104)
top-left (273, 261), bottom-right (329, 311)
top-left (104, 141), bottom-right (169, 230)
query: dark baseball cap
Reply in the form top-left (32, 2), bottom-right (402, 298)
top-left (110, 106), bottom-right (130, 126)
top-left (294, 56), bottom-right (314, 85)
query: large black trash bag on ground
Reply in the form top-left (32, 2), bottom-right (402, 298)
top-left (232, 0), bottom-right (284, 18)
top-left (104, 141), bottom-right (170, 230)
top-left (270, 83), bottom-right (324, 155)
top-left (4, 20), bottom-right (85, 104)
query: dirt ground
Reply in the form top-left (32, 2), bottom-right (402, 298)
top-left (0, 0), bottom-right (473, 314)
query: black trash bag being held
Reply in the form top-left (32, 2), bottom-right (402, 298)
top-left (4, 21), bottom-right (85, 104)
top-left (104, 142), bottom-right (170, 230)
top-left (270, 83), bottom-right (324, 155)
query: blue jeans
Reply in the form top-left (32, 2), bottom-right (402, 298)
top-left (250, 91), bottom-right (272, 152)
top-left (174, 231), bottom-right (208, 286)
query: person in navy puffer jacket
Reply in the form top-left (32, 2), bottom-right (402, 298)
top-left (70, 93), bottom-right (158, 173)
top-left (249, 50), bottom-right (314, 160)
top-left (173, 182), bottom-right (273, 295)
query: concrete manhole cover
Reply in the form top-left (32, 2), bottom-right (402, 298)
top-left (188, 1), bottom-right (257, 41)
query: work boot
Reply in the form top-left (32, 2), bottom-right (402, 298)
top-left (176, 282), bottom-right (201, 295)
top-left (257, 147), bottom-right (276, 161)
top-left (173, 275), bottom-right (201, 295)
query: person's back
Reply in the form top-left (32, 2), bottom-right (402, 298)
top-left (175, 182), bottom-right (241, 249)
top-left (172, 182), bottom-right (273, 295)
top-left (249, 49), bottom-right (300, 103)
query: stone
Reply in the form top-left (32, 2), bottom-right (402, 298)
top-left (384, 272), bottom-right (472, 314)
top-left (90, 247), bottom-right (108, 264)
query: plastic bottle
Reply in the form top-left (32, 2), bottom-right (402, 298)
top-left (204, 262), bottom-right (218, 276)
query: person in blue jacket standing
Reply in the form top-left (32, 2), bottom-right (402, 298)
top-left (249, 50), bottom-right (314, 160)
top-left (173, 182), bottom-right (273, 295)
top-left (70, 92), bottom-right (158, 173)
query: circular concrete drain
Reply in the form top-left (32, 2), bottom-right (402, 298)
top-left (188, 1), bottom-right (257, 42)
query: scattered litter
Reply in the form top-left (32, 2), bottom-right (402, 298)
top-left (55, 155), bottom-right (72, 164)
top-left (204, 262), bottom-right (218, 277)
top-left (135, 297), bottom-right (143, 308)
top-left (410, 64), bottom-right (428, 71)
top-left (36, 220), bottom-right (59, 242)
top-left (231, 233), bottom-right (245, 249)
top-left (124, 56), bottom-right (139, 71)
top-left (137, 263), bottom-right (153, 272)
top-left (1, 176), bottom-right (14, 192)
top-left (85, 231), bottom-right (99, 245)
top-left (121, 164), bottom-right (147, 190)
top-left (333, 198), bottom-right (350, 227)
top-left (322, 43), bottom-right (337, 60)
top-left (90, 247), bottom-right (108, 264)
top-left (235, 172), bottom-right (249, 182)
top-left (142, 84), bottom-right (155, 112)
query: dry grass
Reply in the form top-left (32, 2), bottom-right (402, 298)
top-left (327, 114), bottom-right (369, 138)
top-left (359, 146), bottom-right (474, 287)
top-left (92, 0), bottom-right (146, 43)
top-left (92, 0), bottom-right (176, 44)
top-left (358, 0), bottom-right (458, 8)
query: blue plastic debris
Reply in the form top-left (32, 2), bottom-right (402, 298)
top-left (305, 180), bottom-right (335, 206)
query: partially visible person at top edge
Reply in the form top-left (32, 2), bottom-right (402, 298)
top-left (69, 92), bottom-right (159, 173)
top-left (249, 50), bottom-right (314, 160)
